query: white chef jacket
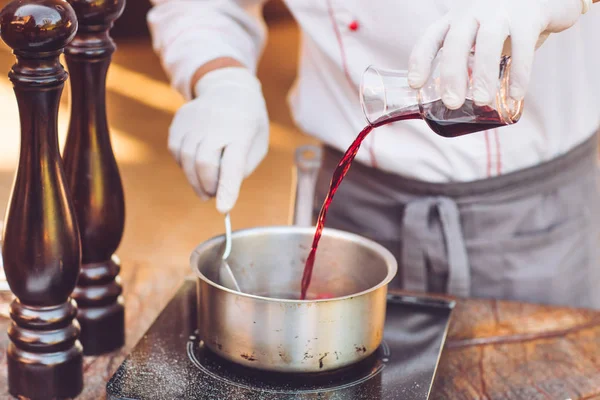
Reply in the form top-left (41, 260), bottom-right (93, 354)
top-left (147, 0), bottom-right (600, 183)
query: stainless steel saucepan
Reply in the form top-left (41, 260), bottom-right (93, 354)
top-left (190, 145), bottom-right (398, 373)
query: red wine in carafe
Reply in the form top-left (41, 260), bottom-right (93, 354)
top-left (420, 99), bottom-right (505, 137)
top-left (372, 99), bottom-right (506, 135)
top-left (299, 99), bottom-right (508, 299)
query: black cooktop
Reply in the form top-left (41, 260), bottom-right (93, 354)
top-left (107, 279), bottom-right (454, 400)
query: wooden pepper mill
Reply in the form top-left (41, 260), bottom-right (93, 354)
top-left (0, 0), bottom-right (83, 398)
top-left (62, 0), bottom-right (126, 355)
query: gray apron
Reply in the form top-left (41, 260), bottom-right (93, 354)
top-left (314, 133), bottom-right (600, 309)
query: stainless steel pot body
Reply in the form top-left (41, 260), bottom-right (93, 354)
top-left (190, 226), bottom-right (397, 373)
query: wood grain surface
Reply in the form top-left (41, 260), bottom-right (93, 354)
top-left (1, 266), bottom-right (598, 399)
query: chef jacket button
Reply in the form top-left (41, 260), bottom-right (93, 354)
top-left (348, 20), bottom-right (359, 31)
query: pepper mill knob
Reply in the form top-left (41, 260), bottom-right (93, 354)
top-left (67, 0), bottom-right (125, 27)
top-left (0, 0), bottom-right (77, 53)
top-left (0, 0), bottom-right (83, 398)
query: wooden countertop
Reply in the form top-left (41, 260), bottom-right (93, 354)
top-left (434, 298), bottom-right (600, 399)
top-left (1, 267), bottom-right (599, 399)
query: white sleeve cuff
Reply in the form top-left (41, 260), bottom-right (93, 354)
top-left (193, 67), bottom-right (262, 98)
top-left (147, 1), bottom-right (267, 101)
top-left (161, 37), bottom-right (258, 101)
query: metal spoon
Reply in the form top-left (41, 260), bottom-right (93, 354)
top-left (219, 213), bottom-right (241, 292)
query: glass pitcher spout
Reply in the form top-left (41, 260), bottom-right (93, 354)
top-left (360, 67), bottom-right (420, 126)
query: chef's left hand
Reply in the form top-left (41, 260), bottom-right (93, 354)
top-left (408, 0), bottom-right (592, 110)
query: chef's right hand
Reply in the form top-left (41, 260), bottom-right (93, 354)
top-left (168, 67), bottom-right (269, 214)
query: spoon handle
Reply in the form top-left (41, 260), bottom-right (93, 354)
top-left (220, 213), bottom-right (241, 292)
top-left (223, 213), bottom-right (232, 260)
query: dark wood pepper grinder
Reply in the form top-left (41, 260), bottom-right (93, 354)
top-left (62, 0), bottom-right (126, 355)
top-left (0, 0), bottom-right (83, 398)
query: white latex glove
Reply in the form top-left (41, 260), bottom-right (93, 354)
top-left (408, 0), bottom-right (592, 109)
top-left (168, 67), bottom-right (269, 213)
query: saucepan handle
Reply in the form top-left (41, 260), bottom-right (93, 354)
top-left (290, 145), bottom-right (322, 227)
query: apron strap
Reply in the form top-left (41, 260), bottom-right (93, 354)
top-left (401, 197), bottom-right (471, 297)
top-left (436, 197), bottom-right (470, 297)
top-left (401, 199), bottom-right (434, 292)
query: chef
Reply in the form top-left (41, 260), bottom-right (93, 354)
top-left (147, 0), bottom-right (600, 308)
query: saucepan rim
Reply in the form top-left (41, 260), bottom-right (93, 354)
top-left (190, 225), bottom-right (398, 303)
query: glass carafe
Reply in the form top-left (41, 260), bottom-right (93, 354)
top-left (360, 51), bottom-right (524, 137)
